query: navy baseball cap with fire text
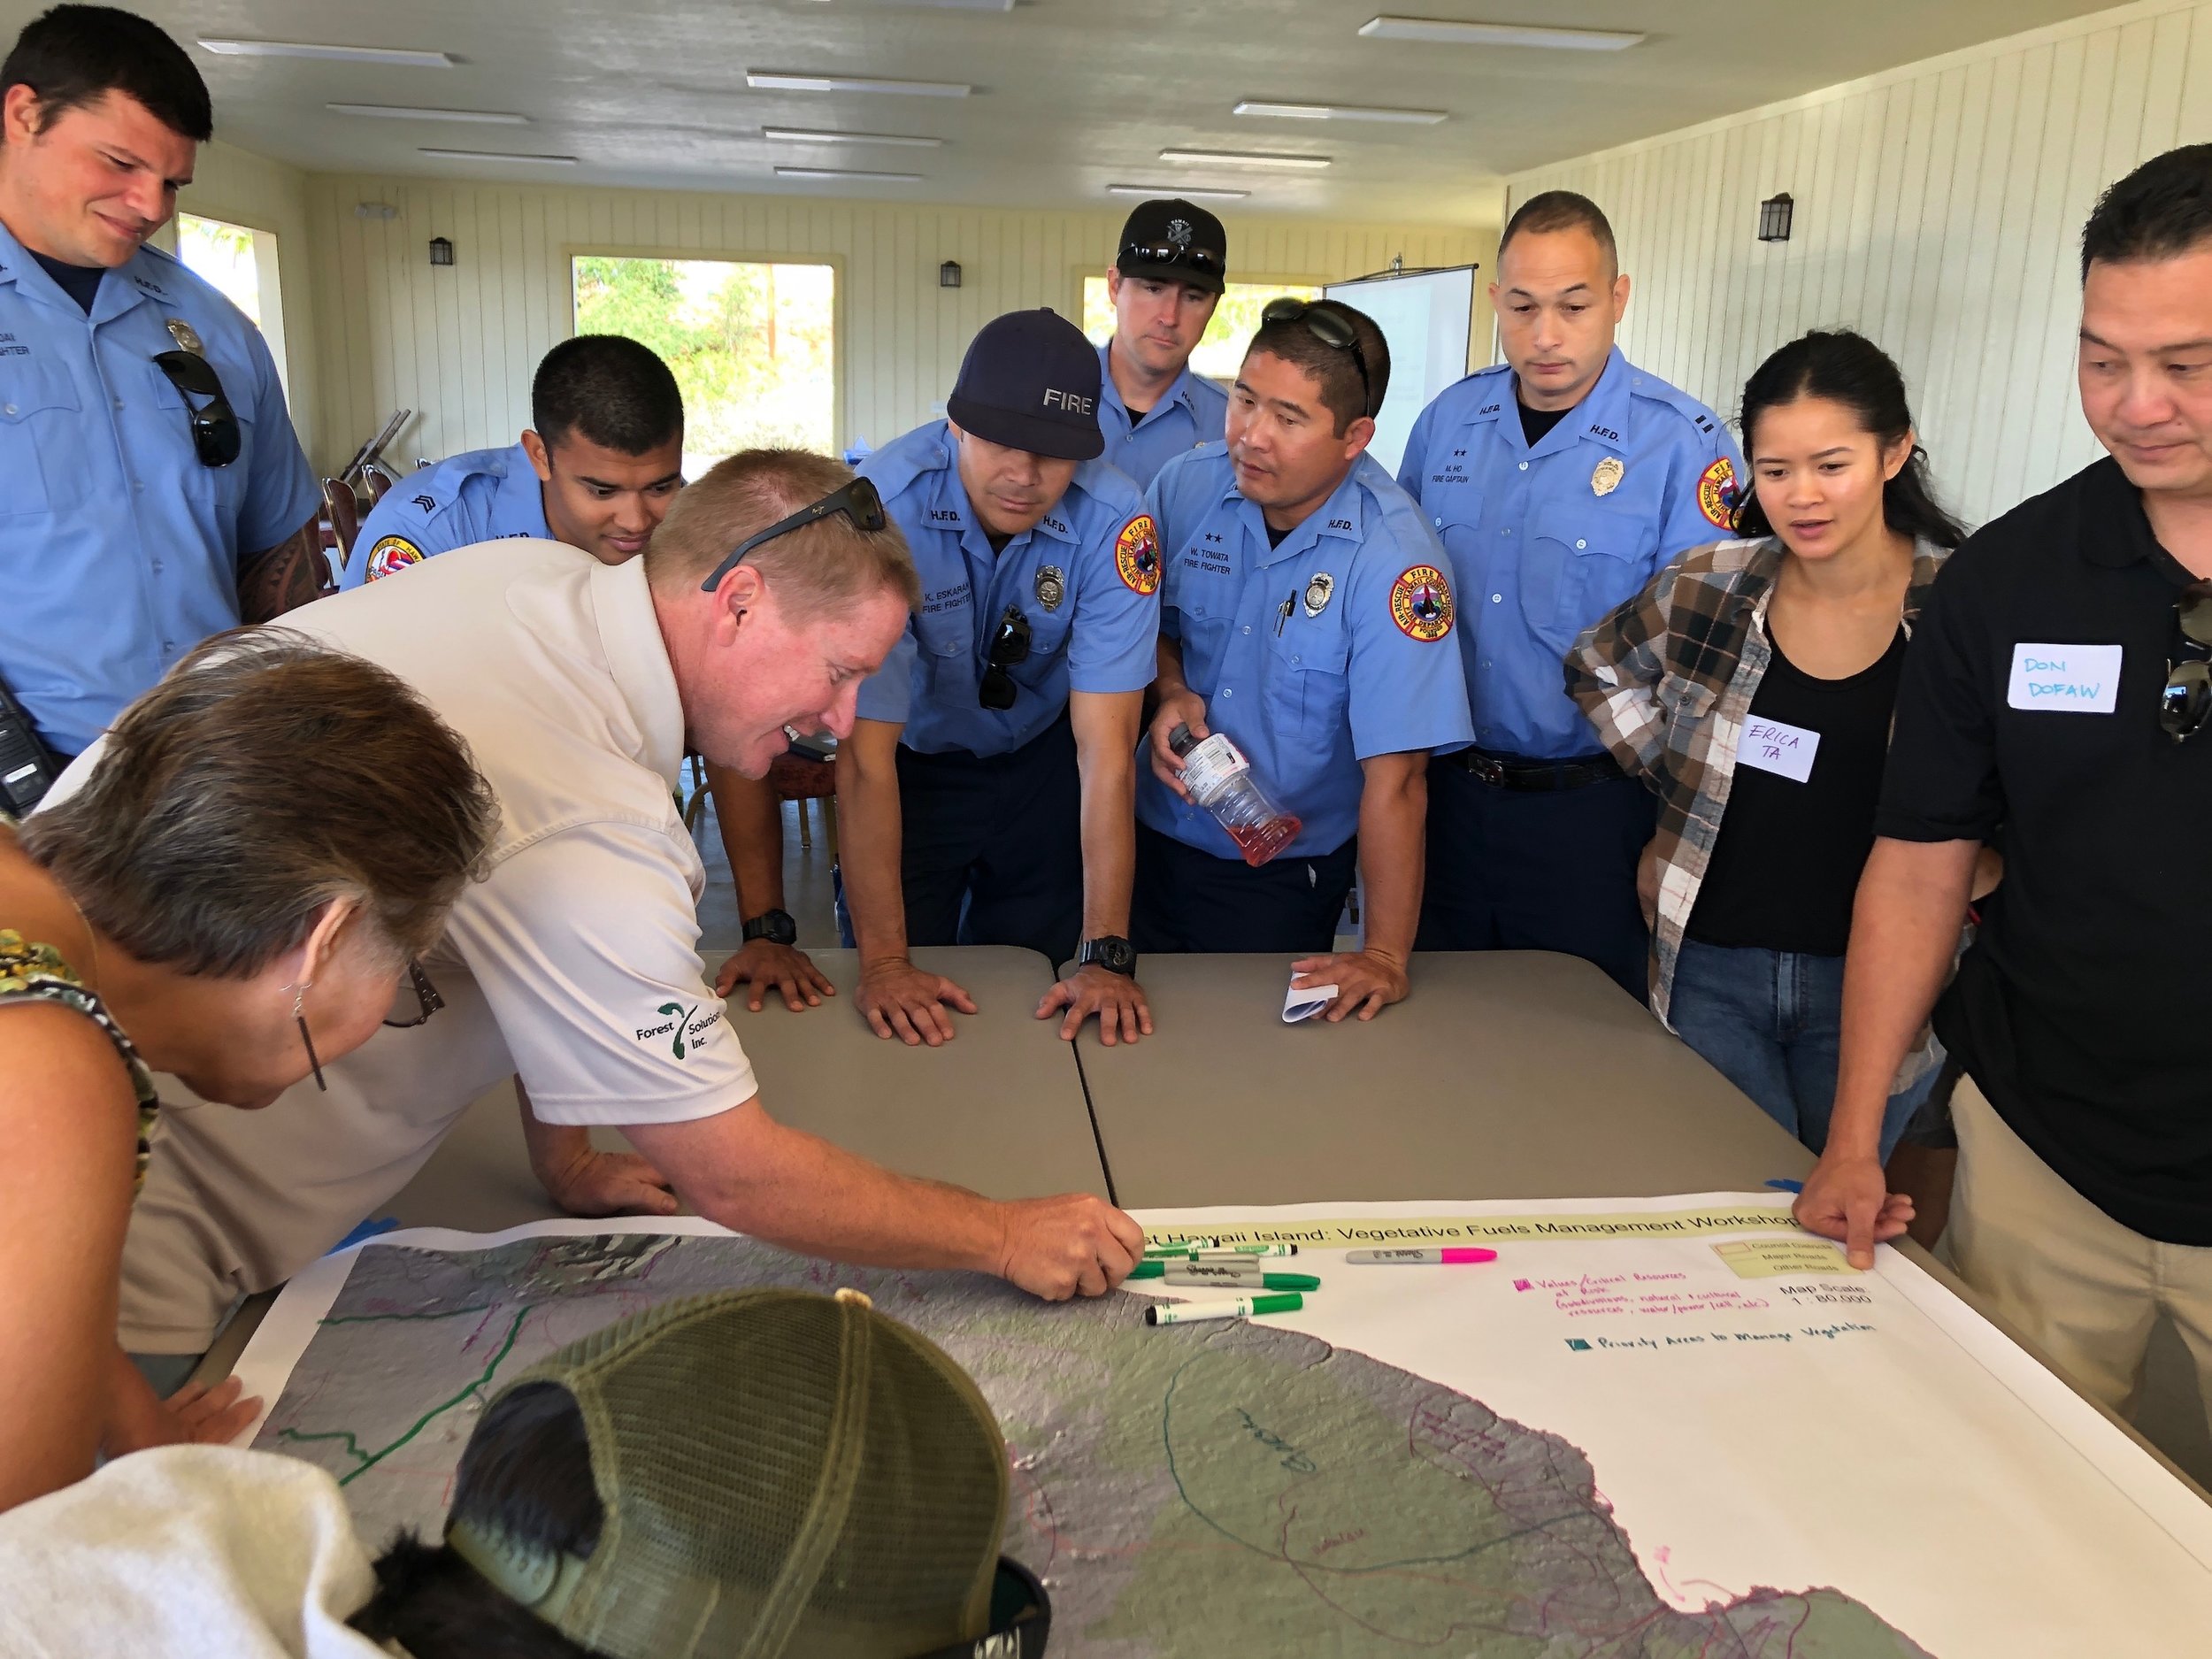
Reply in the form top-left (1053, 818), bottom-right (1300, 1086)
top-left (946, 308), bottom-right (1105, 462)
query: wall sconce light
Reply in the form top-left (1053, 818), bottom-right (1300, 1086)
top-left (428, 235), bottom-right (455, 266)
top-left (1757, 194), bottom-right (1793, 243)
top-left (940, 259), bottom-right (962, 288)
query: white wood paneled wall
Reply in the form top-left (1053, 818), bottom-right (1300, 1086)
top-left (300, 175), bottom-right (1493, 475)
top-left (1508, 0), bottom-right (2212, 530)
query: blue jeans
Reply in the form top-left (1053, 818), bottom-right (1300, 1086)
top-left (1669, 939), bottom-right (1927, 1159)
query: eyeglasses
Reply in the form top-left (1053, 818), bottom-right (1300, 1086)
top-left (1118, 242), bottom-right (1225, 281)
top-left (697, 476), bottom-right (887, 593)
top-left (151, 349), bottom-right (242, 468)
top-left (1260, 296), bottom-right (1374, 419)
top-left (383, 961), bottom-right (446, 1028)
top-left (979, 605), bottom-right (1031, 710)
top-left (2160, 582), bottom-right (2212, 742)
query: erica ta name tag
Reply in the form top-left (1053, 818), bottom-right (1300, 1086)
top-left (1738, 717), bottom-right (1819, 783)
top-left (2008, 643), bottom-right (2122, 714)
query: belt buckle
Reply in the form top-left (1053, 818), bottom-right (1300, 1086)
top-left (1471, 754), bottom-right (1507, 787)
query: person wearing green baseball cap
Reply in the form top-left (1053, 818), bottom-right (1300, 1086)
top-left (0, 1288), bottom-right (1048, 1658)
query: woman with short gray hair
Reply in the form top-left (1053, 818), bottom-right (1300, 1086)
top-left (0, 630), bottom-right (497, 1512)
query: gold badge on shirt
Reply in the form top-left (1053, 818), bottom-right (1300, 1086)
top-left (1591, 456), bottom-right (1624, 497)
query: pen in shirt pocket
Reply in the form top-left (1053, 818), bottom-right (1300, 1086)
top-left (1276, 595), bottom-right (1294, 636)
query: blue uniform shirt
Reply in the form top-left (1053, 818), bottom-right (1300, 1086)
top-left (1397, 347), bottom-right (1742, 759)
top-left (1094, 341), bottom-right (1229, 490)
top-left (342, 441), bottom-right (549, 589)
top-left (856, 420), bottom-right (1160, 757)
top-left (1140, 445), bottom-right (1475, 861)
top-left (0, 219), bottom-right (319, 754)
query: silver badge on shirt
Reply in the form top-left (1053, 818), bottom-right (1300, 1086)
top-left (164, 317), bottom-right (204, 355)
top-left (1591, 456), bottom-right (1624, 497)
top-left (1303, 572), bottom-right (1334, 618)
top-left (1034, 565), bottom-right (1066, 611)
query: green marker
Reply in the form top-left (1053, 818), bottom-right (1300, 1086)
top-left (1145, 1292), bottom-right (1303, 1326)
top-left (1127, 1260), bottom-right (1168, 1279)
top-left (1194, 1244), bottom-right (1298, 1259)
top-left (1142, 1237), bottom-right (1223, 1258)
top-left (1165, 1266), bottom-right (1319, 1293)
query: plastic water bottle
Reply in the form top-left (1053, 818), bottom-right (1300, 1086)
top-left (1170, 723), bottom-right (1302, 867)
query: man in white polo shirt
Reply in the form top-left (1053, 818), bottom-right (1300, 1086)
top-left (104, 448), bottom-right (1144, 1363)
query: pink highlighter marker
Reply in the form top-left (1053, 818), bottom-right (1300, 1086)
top-left (1344, 1248), bottom-right (1499, 1265)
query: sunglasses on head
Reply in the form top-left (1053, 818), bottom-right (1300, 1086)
top-left (2161, 581), bottom-right (2212, 742)
top-left (979, 605), bottom-right (1031, 710)
top-left (1119, 242), bottom-right (1224, 280)
top-left (698, 476), bottom-right (887, 593)
top-left (152, 349), bottom-right (242, 468)
top-left (1260, 296), bottom-right (1374, 419)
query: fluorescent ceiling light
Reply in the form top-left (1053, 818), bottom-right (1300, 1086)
top-left (419, 148), bottom-right (577, 165)
top-left (198, 38), bottom-right (454, 67)
top-left (1233, 99), bottom-right (1446, 124)
top-left (1157, 148), bottom-right (1330, 171)
top-left (329, 104), bottom-right (526, 124)
top-left (1107, 183), bottom-right (1248, 201)
top-left (762, 127), bottom-right (944, 148)
top-left (1357, 16), bottom-right (1644, 50)
top-left (775, 165), bottom-right (925, 182)
top-left (747, 70), bottom-right (970, 96)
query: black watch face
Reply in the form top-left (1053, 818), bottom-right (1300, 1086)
top-left (1086, 938), bottom-right (1136, 973)
top-left (747, 910), bottom-right (798, 947)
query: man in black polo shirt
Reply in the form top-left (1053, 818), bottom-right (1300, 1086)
top-left (1797, 146), bottom-right (2212, 1425)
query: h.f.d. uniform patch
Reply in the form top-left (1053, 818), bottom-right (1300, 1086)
top-left (365, 535), bottom-right (425, 582)
top-left (1115, 514), bottom-right (1161, 595)
top-left (1389, 564), bottom-right (1455, 641)
top-left (1697, 457), bottom-right (1740, 530)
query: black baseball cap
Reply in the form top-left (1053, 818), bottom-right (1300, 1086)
top-left (1115, 198), bottom-right (1228, 295)
top-left (946, 308), bottom-right (1104, 461)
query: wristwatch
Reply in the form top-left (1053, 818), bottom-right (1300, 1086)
top-left (1078, 935), bottom-right (1138, 977)
top-left (741, 909), bottom-right (799, 948)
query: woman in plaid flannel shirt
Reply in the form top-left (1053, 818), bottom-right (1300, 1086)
top-left (1566, 332), bottom-right (1968, 1157)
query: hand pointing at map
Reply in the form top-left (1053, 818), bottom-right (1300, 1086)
top-left (996, 1193), bottom-right (1145, 1300)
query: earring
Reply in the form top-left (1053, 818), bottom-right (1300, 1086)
top-left (292, 982), bottom-right (327, 1093)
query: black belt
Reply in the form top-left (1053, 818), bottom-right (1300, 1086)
top-left (1447, 747), bottom-right (1624, 791)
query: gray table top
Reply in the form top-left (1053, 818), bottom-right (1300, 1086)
top-left (1079, 949), bottom-right (1812, 1209)
top-left (381, 945), bottom-right (1108, 1235)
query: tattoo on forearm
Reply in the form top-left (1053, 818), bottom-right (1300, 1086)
top-left (238, 517), bottom-right (332, 623)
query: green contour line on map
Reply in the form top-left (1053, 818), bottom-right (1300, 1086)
top-left (319, 1304), bottom-right (492, 1325)
top-left (277, 1304), bottom-right (533, 1486)
top-left (1158, 1351), bottom-right (1602, 1577)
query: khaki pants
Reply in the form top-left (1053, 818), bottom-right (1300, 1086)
top-left (1947, 1077), bottom-right (2212, 1429)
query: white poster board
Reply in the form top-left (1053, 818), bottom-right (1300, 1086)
top-left (1324, 264), bottom-right (1478, 476)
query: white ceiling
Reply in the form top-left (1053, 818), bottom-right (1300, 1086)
top-left (7, 1), bottom-right (2123, 223)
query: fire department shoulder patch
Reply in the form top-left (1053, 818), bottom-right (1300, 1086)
top-left (1697, 457), bottom-right (1740, 531)
top-left (1389, 564), bottom-right (1455, 641)
top-left (365, 535), bottom-right (425, 582)
top-left (1116, 513), bottom-right (1162, 595)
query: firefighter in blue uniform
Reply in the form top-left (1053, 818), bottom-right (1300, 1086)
top-left (1140, 298), bottom-right (1473, 1023)
top-left (1398, 191), bottom-right (1743, 1001)
top-left (1094, 197), bottom-right (1231, 489)
top-left (343, 334), bottom-right (683, 586)
top-left (840, 310), bottom-right (1161, 1048)
top-left (0, 9), bottom-right (321, 771)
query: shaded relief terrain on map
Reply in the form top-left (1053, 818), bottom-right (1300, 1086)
top-left (256, 1233), bottom-right (1932, 1657)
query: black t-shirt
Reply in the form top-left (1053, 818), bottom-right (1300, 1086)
top-left (31, 250), bottom-right (104, 313)
top-left (1687, 626), bottom-right (1908, 956)
top-left (1518, 400), bottom-right (1570, 448)
top-left (1878, 455), bottom-right (2212, 1243)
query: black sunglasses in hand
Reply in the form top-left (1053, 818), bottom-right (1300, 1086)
top-left (979, 605), bottom-right (1031, 710)
top-left (1260, 296), bottom-right (1375, 419)
top-left (152, 349), bottom-right (242, 468)
top-left (2161, 581), bottom-right (2212, 742)
top-left (698, 476), bottom-right (888, 592)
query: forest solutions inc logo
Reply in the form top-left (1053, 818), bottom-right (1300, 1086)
top-left (636, 1001), bottom-right (719, 1060)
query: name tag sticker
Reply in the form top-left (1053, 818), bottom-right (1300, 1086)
top-left (2008, 643), bottom-right (2122, 714)
top-left (1739, 717), bottom-right (1820, 783)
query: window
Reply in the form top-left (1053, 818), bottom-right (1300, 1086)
top-left (1082, 276), bottom-right (1324, 384)
top-left (572, 257), bottom-right (835, 480)
top-left (176, 211), bottom-right (289, 389)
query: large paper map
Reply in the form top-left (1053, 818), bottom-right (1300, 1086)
top-left (236, 1198), bottom-right (2212, 1656)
